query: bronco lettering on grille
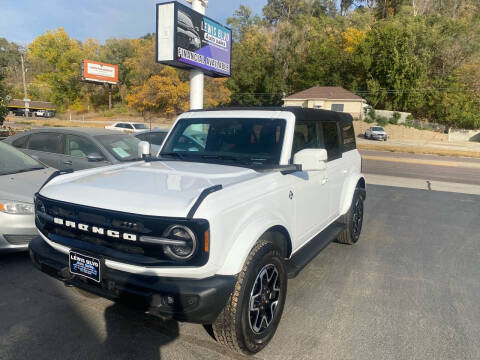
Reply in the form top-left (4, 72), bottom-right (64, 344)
top-left (53, 217), bottom-right (137, 241)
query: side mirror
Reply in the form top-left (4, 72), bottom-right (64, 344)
top-left (138, 141), bottom-right (150, 159)
top-left (87, 153), bottom-right (104, 162)
top-left (294, 149), bottom-right (328, 171)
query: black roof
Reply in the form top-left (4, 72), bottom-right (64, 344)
top-left (187, 107), bottom-right (354, 123)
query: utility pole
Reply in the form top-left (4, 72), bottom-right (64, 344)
top-left (20, 54), bottom-right (30, 117)
top-left (108, 84), bottom-right (112, 110)
top-left (186, 0), bottom-right (208, 110)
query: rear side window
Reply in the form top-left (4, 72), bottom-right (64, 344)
top-left (28, 133), bottom-right (63, 154)
top-left (322, 122), bottom-right (341, 160)
top-left (342, 122), bottom-right (356, 152)
top-left (12, 135), bottom-right (29, 149)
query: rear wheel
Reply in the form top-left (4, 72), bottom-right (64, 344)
top-left (212, 239), bottom-right (287, 355)
top-left (337, 188), bottom-right (364, 245)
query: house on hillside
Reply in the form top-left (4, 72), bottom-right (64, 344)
top-left (283, 86), bottom-right (367, 119)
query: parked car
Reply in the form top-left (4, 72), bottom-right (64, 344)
top-left (29, 107), bottom-right (366, 354)
top-left (13, 108), bottom-right (33, 117)
top-left (4, 128), bottom-right (143, 171)
top-left (105, 122), bottom-right (150, 133)
top-left (34, 109), bottom-right (55, 118)
top-left (364, 126), bottom-right (387, 141)
top-left (0, 142), bottom-right (55, 252)
top-left (134, 129), bottom-right (169, 154)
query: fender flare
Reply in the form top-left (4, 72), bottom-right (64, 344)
top-left (339, 174), bottom-right (366, 215)
top-left (216, 214), bottom-right (292, 276)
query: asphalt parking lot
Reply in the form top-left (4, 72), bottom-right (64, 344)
top-left (1, 184), bottom-right (480, 360)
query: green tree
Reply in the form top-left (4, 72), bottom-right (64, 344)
top-left (28, 28), bottom-right (83, 110)
top-left (353, 16), bottom-right (431, 111)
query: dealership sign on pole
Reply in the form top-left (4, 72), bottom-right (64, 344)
top-left (156, 1), bottom-right (232, 78)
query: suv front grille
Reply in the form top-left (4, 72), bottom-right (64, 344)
top-left (35, 195), bottom-right (209, 267)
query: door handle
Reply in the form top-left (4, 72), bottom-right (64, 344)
top-left (342, 169), bottom-right (348, 174)
top-left (321, 177), bottom-right (328, 185)
top-left (63, 160), bottom-right (73, 165)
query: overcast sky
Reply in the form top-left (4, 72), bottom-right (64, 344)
top-left (0, 0), bottom-right (267, 45)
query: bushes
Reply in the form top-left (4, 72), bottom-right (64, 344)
top-left (376, 116), bottom-right (389, 127)
top-left (390, 112), bottom-right (401, 125)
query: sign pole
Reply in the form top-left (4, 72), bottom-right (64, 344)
top-left (108, 84), bottom-right (112, 110)
top-left (188, 0), bottom-right (207, 110)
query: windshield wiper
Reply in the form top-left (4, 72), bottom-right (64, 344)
top-left (200, 155), bottom-right (250, 165)
top-left (160, 152), bottom-right (186, 160)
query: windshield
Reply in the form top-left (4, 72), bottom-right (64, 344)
top-left (161, 118), bottom-right (286, 166)
top-left (94, 134), bottom-right (142, 162)
top-left (0, 142), bottom-right (45, 175)
top-left (372, 127), bottom-right (384, 131)
top-left (133, 123), bottom-right (149, 130)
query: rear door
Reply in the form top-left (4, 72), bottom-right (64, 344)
top-left (322, 121), bottom-right (345, 220)
top-left (64, 134), bottom-right (111, 170)
top-left (25, 132), bottom-right (65, 169)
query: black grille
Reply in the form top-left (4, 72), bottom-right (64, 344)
top-left (35, 195), bottom-right (209, 267)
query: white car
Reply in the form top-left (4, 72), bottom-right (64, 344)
top-left (105, 122), bottom-right (149, 133)
top-left (365, 126), bottom-right (387, 141)
top-left (30, 108), bottom-right (366, 355)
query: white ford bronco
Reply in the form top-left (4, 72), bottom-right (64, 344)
top-left (30, 107), bottom-right (366, 355)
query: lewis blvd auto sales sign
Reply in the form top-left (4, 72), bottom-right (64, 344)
top-left (156, 1), bottom-right (232, 77)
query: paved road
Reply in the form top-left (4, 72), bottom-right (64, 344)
top-left (1, 185), bottom-right (480, 360)
top-left (360, 149), bottom-right (480, 185)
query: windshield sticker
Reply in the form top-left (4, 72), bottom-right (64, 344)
top-left (112, 147), bottom-right (130, 158)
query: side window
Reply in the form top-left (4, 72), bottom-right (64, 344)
top-left (12, 135), bottom-right (29, 149)
top-left (126, 124), bottom-right (134, 129)
top-left (115, 123), bottom-right (126, 129)
top-left (28, 133), bottom-right (63, 154)
top-left (322, 122), bottom-right (341, 160)
top-left (66, 135), bottom-right (101, 158)
top-left (292, 121), bottom-right (322, 155)
top-left (331, 104), bottom-right (344, 112)
top-left (342, 122), bottom-right (356, 152)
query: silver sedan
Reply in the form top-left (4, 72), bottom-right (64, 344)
top-left (0, 142), bottom-right (55, 252)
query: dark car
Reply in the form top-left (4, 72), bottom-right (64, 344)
top-left (134, 129), bottom-right (169, 154)
top-left (4, 128), bottom-right (143, 171)
top-left (12, 109), bottom-right (33, 117)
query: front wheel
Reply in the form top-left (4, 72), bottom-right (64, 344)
top-left (212, 239), bottom-right (287, 355)
top-left (337, 188), bottom-right (364, 245)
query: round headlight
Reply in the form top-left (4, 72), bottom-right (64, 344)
top-left (162, 225), bottom-right (197, 261)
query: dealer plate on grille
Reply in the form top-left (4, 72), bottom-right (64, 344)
top-left (69, 251), bottom-right (101, 282)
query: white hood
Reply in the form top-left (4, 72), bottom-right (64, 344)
top-left (40, 161), bottom-right (260, 218)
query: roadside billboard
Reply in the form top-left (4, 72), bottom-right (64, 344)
top-left (81, 60), bottom-right (119, 85)
top-left (156, 1), bottom-right (232, 77)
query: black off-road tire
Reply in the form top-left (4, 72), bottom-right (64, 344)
top-left (212, 239), bottom-right (287, 355)
top-left (337, 188), bottom-right (364, 245)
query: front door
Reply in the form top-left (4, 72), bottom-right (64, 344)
top-left (292, 120), bottom-right (331, 248)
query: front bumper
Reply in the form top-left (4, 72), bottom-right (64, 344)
top-left (29, 237), bottom-right (236, 324)
top-left (371, 133), bottom-right (387, 140)
top-left (0, 213), bottom-right (38, 252)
